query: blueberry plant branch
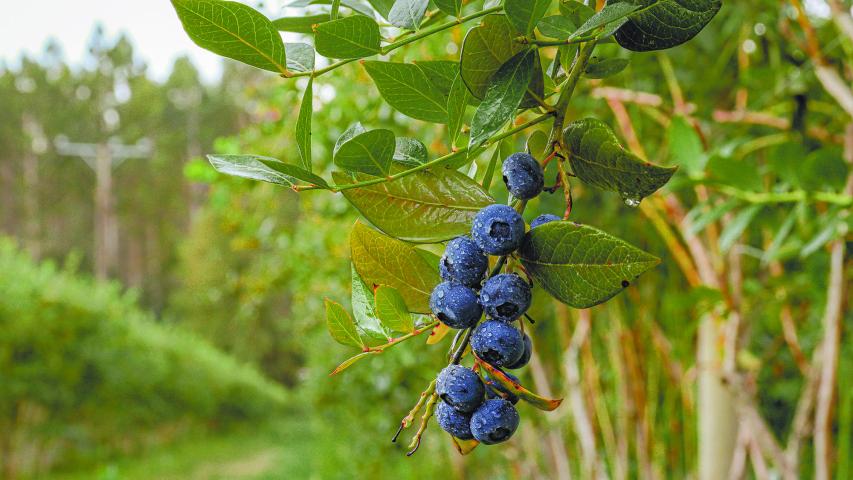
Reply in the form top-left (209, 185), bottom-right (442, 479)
top-left (286, 6), bottom-right (504, 79)
top-left (293, 112), bottom-right (555, 192)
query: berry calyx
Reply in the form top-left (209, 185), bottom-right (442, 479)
top-left (480, 273), bottom-right (532, 322)
top-left (440, 236), bottom-right (488, 288)
top-left (429, 281), bottom-right (482, 329)
top-left (435, 401), bottom-right (474, 440)
top-left (471, 204), bottom-right (525, 256)
top-left (502, 152), bottom-right (544, 200)
top-left (471, 320), bottom-right (525, 367)
top-left (435, 365), bottom-right (485, 413)
top-left (470, 399), bottom-right (520, 445)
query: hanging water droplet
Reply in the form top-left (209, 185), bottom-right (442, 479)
top-left (621, 193), bottom-right (641, 208)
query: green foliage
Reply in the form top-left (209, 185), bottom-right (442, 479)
top-left (612, 0), bottom-right (722, 51)
top-left (363, 61), bottom-right (449, 123)
top-left (313, 15), bottom-right (382, 59)
top-left (469, 49), bottom-right (536, 147)
top-left (0, 239), bottom-right (286, 468)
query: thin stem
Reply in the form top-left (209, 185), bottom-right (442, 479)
top-left (365, 320), bottom-right (439, 353)
top-left (449, 328), bottom-right (473, 365)
top-left (406, 392), bottom-right (439, 455)
top-left (523, 35), bottom-right (598, 47)
top-left (295, 112), bottom-right (555, 192)
top-left (286, 6), bottom-right (503, 78)
top-left (394, 380), bottom-right (436, 440)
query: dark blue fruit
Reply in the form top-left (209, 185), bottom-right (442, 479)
top-left (502, 152), bottom-right (544, 200)
top-left (483, 371), bottom-right (520, 404)
top-left (530, 213), bottom-right (561, 228)
top-left (435, 401), bottom-right (474, 439)
top-left (471, 320), bottom-right (524, 367)
top-left (471, 204), bottom-right (526, 255)
top-left (470, 399), bottom-right (520, 445)
top-left (436, 365), bottom-right (485, 413)
top-left (429, 281), bottom-right (482, 329)
top-left (506, 334), bottom-right (532, 369)
top-left (440, 236), bottom-right (489, 288)
top-left (480, 273), bottom-right (532, 322)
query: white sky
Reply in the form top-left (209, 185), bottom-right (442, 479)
top-left (0, 1), bottom-right (293, 83)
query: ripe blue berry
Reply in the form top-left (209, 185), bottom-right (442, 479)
top-left (506, 333), bottom-right (532, 369)
top-left (471, 320), bottom-right (524, 367)
top-left (435, 401), bottom-right (474, 440)
top-left (436, 365), bottom-right (485, 413)
top-left (471, 204), bottom-right (525, 255)
top-left (530, 213), bottom-right (561, 228)
top-left (470, 399), bottom-right (520, 445)
top-left (440, 236), bottom-right (488, 288)
top-left (429, 281), bottom-right (482, 329)
top-left (502, 152), bottom-right (544, 199)
top-left (483, 371), bottom-right (520, 404)
top-left (480, 273), bottom-right (532, 322)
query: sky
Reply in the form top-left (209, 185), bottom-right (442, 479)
top-left (0, 0), bottom-right (838, 84)
top-left (0, 1), bottom-right (290, 83)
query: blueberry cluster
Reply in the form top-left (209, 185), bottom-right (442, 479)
top-left (427, 152), bottom-right (551, 446)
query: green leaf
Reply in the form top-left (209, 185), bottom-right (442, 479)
top-left (719, 205), bottom-right (761, 253)
top-left (334, 129), bottom-right (396, 176)
top-left (570, 2), bottom-right (638, 39)
top-left (505, 0), bottom-right (553, 35)
top-left (526, 130), bottom-right (549, 161)
top-left (272, 14), bottom-right (329, 33)
top-left (335, 170), bottom-right (494, 243)
top-left (447, 73), bottom-right (472, 148)
top-left (415, 60), bottom-right (459, 95)
top-left (558, 0), bottom-right (595, 27)
top-left (351, 265), bottom-right (393, 342)
top-left (350, 221), bottom-right (441, 313)
top-left (388, 0), bottom-right (429, 29)
top-left (296, 78), bottom-right (313, 171)
top-left (519, 221), bottom-right (660, 308)
top-left (374, 285), bottom-right (415, 333)
top-left (325, 299), bottom-right (364, 347)
top-left (477, 357), bottom-right (564, 411)
top-left (667, 115), bottom-right (706, 175)
top-left (434, 0), bottom-right (462, 17)
top-left (335, 122), bottom-right (367, 156)
top-left (480, 145), bottom-right (502, 191)
top-left (207, 154), bottom-right (328, 188)
top-left (460, 15), bottom-right (528, 99)
top-left (706, 155), bottom-right (761, 192)
top-left (584, 57), bottom-right (629, 79)
top-left (171, 0), bottom-right (287, 73)
top-left (314, 15), bottom-right (381, 59)
top-left (329, 351), bottom-right (379, 375)
top-left (537, 15), bottom-right (577, 40)
top-left (364, 0), bottom-right (395, 18)
top-left (611, 0), bottom-right (722, 52)
top-left (393, 138), bottom-right (428, 166)
top-left (363, 61), bottom-right (448, 123)
top-left (285, 43), bottom-right (316, 72)
top-left (469, 49), bottom-right (536, 148)
top-left (563, 118), bottom-right (676, 203)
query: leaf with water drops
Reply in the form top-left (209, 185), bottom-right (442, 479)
top-left (563, 118), bottom-right (676, 204)
top-left (611, 0), bottom-right (722, 52)
top-left (518, 220), bottom-right (660, 308)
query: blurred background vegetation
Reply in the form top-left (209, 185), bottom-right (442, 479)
top-left (0, 1), bottom-right (851, 479)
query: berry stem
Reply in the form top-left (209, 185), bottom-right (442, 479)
top-left (406, 392), bottom-right (439, 456)
top-left (394, 379), bottom-right (437, 443)
top-left (365, 320), bottom-right (439, 353)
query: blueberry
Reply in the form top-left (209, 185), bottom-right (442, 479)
top-left (436, 365), bottom-right (485, 413)
top-left (506, 334), bottom-right (532, 369)
top-left (470, 399), bottom-right (520, 445)
top-left (429, 281), bottom-right (482, 329)
top-left (471, 320), bottom-right (525, 367)
top-left (483, 371), bottom-right (520, 404)
top-left (502, 153), bottom-right (544, 200)
top-left (480, 273), bottom-right (531, 322)
top-left (471, 205), bottom-right (526, 255)
top-left (440, 237), bottom-right (489, 288)
top-left (530, 214), bottom-right (561, 228)
top-left (435, 401), bottom-right (474, 439)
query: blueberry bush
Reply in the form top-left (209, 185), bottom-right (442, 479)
top-left (170, 0), bottom-right (723, 455)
